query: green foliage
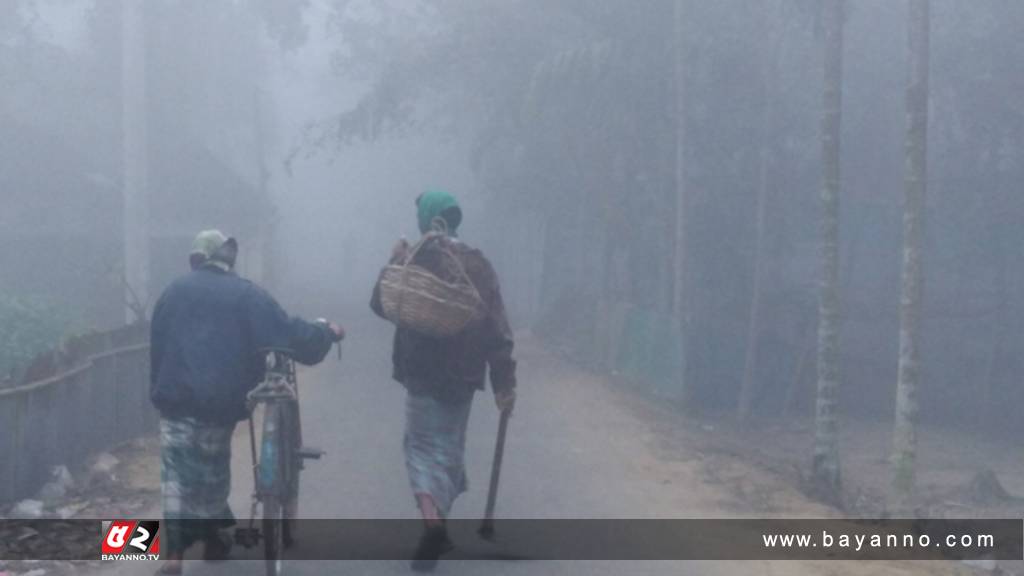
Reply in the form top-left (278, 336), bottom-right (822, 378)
top-left (0, 293), bottom-right (74, 382)
top-left (253, 0), bottom-right (310, 51)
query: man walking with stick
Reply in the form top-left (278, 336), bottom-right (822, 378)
top-left (371, 191), bottom-right (517, 572)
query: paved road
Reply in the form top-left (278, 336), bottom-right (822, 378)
top-left (69, 301), bottom-right (971, 576)
top-left (90, 311), bottom-right (737, 576)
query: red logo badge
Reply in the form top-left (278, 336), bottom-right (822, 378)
top-left (102, 521), bottom-right (160, 560)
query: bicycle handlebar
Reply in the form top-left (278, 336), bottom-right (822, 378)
top-left (256, 341), bottom-right (342, 364)
top-left (257, 347), bottom-right (297, 355)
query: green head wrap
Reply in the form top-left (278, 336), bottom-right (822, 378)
top-left (416, 190), bottom-right (462, 236)
top-left (190, 229), bottom-right (237, 271)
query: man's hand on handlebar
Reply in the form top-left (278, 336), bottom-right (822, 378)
top-left (317, 319), bottom-right (346, 342)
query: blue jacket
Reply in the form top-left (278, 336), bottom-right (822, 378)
top-left (150, 266), bottom-right (333, 424)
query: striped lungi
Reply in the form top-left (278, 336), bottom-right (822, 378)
top-left (403, 387), bottom-right (474, 517)
top-left (160, 417), bottom-right (236, 554)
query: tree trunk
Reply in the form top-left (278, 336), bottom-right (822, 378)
top-left (672, 0), bottom-right (691, 405)
top-left (121, 0), bottom-right (148, 324)
top-left (738, 1), bottom-right (782, 421)
top-left (892, 0), bottom-right (930, 500)
top-left (812, 0), bottom-right (844, 497)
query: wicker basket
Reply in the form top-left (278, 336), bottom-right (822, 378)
top-left (378, 233), bottom-right (485, 338)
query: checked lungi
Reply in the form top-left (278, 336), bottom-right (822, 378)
top-left (403, 386), bottom-right (474, 517)
top-left (160, 417), bottom-right (236, 554)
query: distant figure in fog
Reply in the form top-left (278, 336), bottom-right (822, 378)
top-left (371, 191), bottom-right (517, 572)
top-left (149, 230), bottom-right (344, 575)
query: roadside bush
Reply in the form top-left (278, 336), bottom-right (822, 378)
top-left (0, 293), bottom-right (74, 385)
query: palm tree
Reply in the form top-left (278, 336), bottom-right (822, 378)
top-left (812, 0), bottom-right (844, 498)
top-left (892, 0), bottom-right (930, 499)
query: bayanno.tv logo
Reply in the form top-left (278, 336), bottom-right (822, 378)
top-left (101, 520), bottom-right (161, 561)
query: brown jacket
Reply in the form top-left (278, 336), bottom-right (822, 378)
top-left (370, 236), bottom-right (516, 397)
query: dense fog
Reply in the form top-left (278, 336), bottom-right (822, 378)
top-left (2, 1), bottom-right (1024, 571)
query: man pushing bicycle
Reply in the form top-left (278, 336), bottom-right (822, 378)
top-left (149, 230), bottom-right (344, 575)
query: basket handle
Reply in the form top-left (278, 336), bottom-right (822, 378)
top-left (401, 228), bottom-right (483, 307)
top-left (395, 234), bottom-right (443, 321)
top-left (440, 238), bottom-right (483, 304)
top-left (402, 216), bottom-right (451, 264)
top-left (402, 231), bottom-right (442, 266)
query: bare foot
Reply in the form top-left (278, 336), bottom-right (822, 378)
top-left (415, 493), bottom-right (442, 526)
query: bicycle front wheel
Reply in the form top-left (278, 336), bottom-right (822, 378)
top-left (260, 402), bottom-right (288, 576)
top-left (282, 399), bottom-right (301, 548)
top-left (263, 496), bottom-right (284, 576)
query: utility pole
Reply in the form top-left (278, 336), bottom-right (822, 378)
top-left (672, 0), bottom-right (690, 405)
top-left (122, 0), bottom-right (149, 323)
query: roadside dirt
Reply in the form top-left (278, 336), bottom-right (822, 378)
top-left (0, 438), bottom-right (161, 576)
top-left (538, 336), bottom-right (1011, 576)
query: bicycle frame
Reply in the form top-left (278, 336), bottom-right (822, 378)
top-left (235, 343), bottom-right (338, 575)
top-left (237, 350), bottom-right (304, 551)
top-left (254, 353), bottom-right (301, 494)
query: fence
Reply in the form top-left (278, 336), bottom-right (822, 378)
top-left (0, 324), bottom-right (154, 504)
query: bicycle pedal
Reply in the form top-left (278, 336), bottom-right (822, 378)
top-left (297, 446), bottom-right (325, 460)
top-left (234, 527), bottom-right (261, 548)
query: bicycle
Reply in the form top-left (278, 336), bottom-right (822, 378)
top-left (235, 346), bottom-right (335, 576)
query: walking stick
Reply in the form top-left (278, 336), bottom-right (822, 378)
top-left (479, 408), bottom-right (511, 541)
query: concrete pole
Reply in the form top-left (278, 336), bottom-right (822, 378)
top-left (122, 0), bottom-right (149, 323)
